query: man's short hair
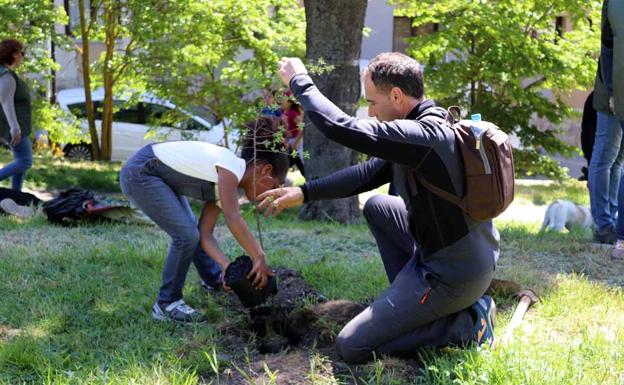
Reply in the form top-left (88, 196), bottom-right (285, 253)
top-left (366, 52), bottom-right (424, 99)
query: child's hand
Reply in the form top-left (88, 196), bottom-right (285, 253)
top-left (220, 262), bottom-right (232, 292)
top-left (248, 256), bottom-right (275, 289)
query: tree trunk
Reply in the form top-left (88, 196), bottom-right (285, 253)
top-left (100, 1), bottom-right (116, 161)
top-left (77, 0), bottom-right (102, 160)
top-left (300, 0), bottom-right (367, 223)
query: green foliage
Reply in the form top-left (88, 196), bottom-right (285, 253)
top-left (0, 0), bottom-right (67, 76)
top-left (395, 0), bottom-right (602, 180)
top-left (130, 0), bottom-right (306, 144)
top-left (73, 0), bottom-right (305, 154)
top-left (512, 148), bottom-right (571, 181)
top-left (0, 0), bottom-right (85, 145)
top-left (31, 99), bottom-right (84, 145)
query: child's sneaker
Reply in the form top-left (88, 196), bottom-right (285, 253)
top-left (0, 198), bottom-right (34, 218)
top-left (611, 239), bottom-right (624, 261)
top-left (470, 295), bottom-right (496, 347)
top-left (151, 299), bottom-right (207, 324)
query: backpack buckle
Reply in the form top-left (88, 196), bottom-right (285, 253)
top-left (447, 106), bottom-right (461, 124)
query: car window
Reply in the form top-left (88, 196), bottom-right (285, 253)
top-left (189, 105), bottom-right (219, 126)
top-left (180, 118), bottom-right (205, 131)
top-left (113, 101), bottom-right (145, 124)
top-left (144, 103), bottom-right (173, 126)
top-left (66, 101), bottom-right (103, 120)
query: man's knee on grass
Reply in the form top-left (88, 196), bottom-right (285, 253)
top-left (335, 327), bottom-right (372, 364)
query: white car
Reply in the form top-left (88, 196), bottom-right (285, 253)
top-left (56, 88), bottom-right (238, 161)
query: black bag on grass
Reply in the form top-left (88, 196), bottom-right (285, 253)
top-left (0, 187), bottom-right (41, 207)
top-left (42, 189), bottom-right (94, 224)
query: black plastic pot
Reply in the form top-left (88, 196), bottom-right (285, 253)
top-left (225, 255), bottom-right (278, 308)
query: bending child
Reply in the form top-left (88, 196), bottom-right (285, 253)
top-left (120, 117), bottom-right (289, 323)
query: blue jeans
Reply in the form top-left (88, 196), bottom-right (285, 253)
top-left (0, 137), bottom-right (32, 191)
top-left (589, 112), bottom-right (624, 231)
top-left (119, 145), bottom-right (222, 304)
top-left (618, 180), bottom-right (624, 240)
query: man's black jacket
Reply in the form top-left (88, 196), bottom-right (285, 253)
top-left (292, 74), bottom-right (498, 279)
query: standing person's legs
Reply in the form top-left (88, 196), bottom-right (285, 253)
top-left (589, 112), bottom-right (622, 241)
top-left (0, 137), bottom-right (33, 191)
top-left (615, 171), bottom-right (624, 259)
top-left (120, 160), bottom-right (201, 304)
top-left (609, 121), bottom-right (624, 222)
top-left (610, 119), bottom-right (624, 259)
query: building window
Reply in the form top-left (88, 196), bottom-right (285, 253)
top-left (393, 16), bottom-right (439, 53)
top-left (64, 0), bottom-right (72, 36)
top-left (65, 0), bottom-right (99, 36)
top-left (555, 15), bottom-right (571, 42)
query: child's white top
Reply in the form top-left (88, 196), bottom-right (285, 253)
top-left (152, 141), bottom-right (246, 182)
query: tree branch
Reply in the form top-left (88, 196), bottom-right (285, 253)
top-left (112, 38), bottom-right (136, 83)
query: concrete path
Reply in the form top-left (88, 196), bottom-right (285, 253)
top-left (358, 179), bottom-right (557, 226)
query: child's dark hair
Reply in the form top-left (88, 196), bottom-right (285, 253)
top-left (240, 117), bottom-right (289, 181)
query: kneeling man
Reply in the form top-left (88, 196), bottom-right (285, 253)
top-left (259, 53), bottom-right (499, 363)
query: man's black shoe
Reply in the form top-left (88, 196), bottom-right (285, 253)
top-left (593, 226), bottom-right (616, 244)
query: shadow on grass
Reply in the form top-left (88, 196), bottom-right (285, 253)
top-left (0, 149), bottom-right (121, 193)
top-left (495, 220), bottom-right (623, 301)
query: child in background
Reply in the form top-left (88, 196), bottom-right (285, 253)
top-left (281, 90), bottom-right (305, 177)
top-left (119, 117), bottom-right (289, 323)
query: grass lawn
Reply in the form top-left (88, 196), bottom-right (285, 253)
top-left (1, 150), bottom-right (623, 384)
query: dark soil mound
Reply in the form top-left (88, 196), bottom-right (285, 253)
top-left (245, 269), bottom-right (365, 353)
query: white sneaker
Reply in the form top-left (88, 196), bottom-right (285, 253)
top-left (611, 239), bottom-right (624, 261)
top-left (151, 299), bottom-right (207, 324)
top-left (0, 198), bottom-right (34, 218)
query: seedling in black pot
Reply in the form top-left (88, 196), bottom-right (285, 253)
top-left (224, 255), bottom-right (278, 308)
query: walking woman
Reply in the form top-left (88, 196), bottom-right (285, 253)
top-left (0, 39), bottom-right (33, 191)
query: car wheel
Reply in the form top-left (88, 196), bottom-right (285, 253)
top-left (64, 143), bottom-right (93, 161)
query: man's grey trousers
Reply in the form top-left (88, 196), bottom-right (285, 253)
top-left (336, 195), bottom-right (494, 363)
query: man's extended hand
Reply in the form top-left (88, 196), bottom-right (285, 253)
top-left (278, 57), bottom-right (308, 87)
top-left (257, 186), bottom-right (304, 217)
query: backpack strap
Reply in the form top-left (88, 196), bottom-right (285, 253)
top-left (408, 106), bottom-right (464, 205)
top-left (406, 145), bottom-right (434, 196)
top-left (412, 169), bottom-right (463, 207)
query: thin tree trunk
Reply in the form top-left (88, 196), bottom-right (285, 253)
top-left (77, 0), bottom-right (101, 160)
top-left (101, 1), bottom-right (116, 161)
top-left (300, 0), bottom-right (367, 223)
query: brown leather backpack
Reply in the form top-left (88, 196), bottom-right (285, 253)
top-left (414, 106), bottom-right (515, 220)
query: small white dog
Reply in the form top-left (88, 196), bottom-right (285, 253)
top-left (540, 200), bottom-right (593, 232)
